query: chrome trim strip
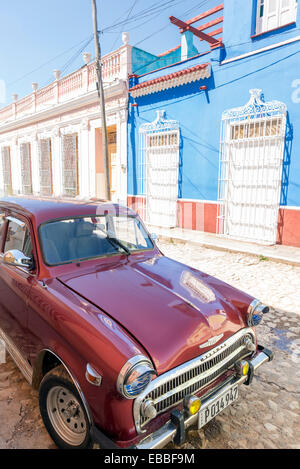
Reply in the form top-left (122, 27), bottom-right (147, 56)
top-left (247, 299), bottom-right (269, 326)
top-left (152, 343), bottom-right (248, 406)
top-left (0, 326), bottom-right (33, 384)
top-left (135, 348), bottom-right (271, 449)
top-left (117, 354), bottom-right (155, 399)
top-left (6, 216), bottom-right (25, 227)
top-left (133, 328), bottom-right (255, 434)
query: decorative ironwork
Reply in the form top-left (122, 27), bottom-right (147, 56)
top-left (217, 89), bottom-right (287, 245)
top-left (138, 111), bottom-right (180, 227)
top-left (222, 88), bottom-right (287, 120)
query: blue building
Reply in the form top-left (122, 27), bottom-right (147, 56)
top-left (127, 0), bottom-right (300, 248)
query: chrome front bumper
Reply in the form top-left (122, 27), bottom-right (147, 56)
top-left (135, 346), bottom-right (273, 450)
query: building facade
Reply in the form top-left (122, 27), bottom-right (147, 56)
top-left (0, 33), bottom-right (133, 204)
top-left (127, 0), bottom-right (300, 248)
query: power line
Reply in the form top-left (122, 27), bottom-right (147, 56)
top-left (61, 36), bottom-right (94, 75)
top-left (6, 35), bottom-right (94, 89)
top-left (108, 0), bottom-right (140, 53)
top-left (6, 0), bottom-right (208, 94)
top-left (100, 0), bottom-right (183, 33)
top-left (124, 0), bottom-right (212, 74)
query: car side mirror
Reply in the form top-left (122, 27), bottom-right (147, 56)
top-left (3, 250), bottom-right (34, 270)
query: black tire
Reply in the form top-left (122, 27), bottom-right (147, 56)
top-left (39, 365), bottom-right (92, 449)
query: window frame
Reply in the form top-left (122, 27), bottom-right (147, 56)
top-left (61, 133), bottom-right (79, 198)
top-left (38, 137), bottom-right (53, 196)
top-left (0, 213), bottom-right (8, 254)
top-left (38, 214), bottom-right (155, 267)
top-left (1, 146), bottom-right (13, 196)
top-left (20, 142), bottom-right (33, 195)
top-left (255, 0), bottom-right (298, 35)
top-left (1, 214), bottom-right (37, 274)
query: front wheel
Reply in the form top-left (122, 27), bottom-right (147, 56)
top-left (39, 365), bottom-right (92, 449)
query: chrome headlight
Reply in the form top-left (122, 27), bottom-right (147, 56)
top-left (247, 299), bottom-right (269, 326)
top-left (117, 355), bottom-right (156, 399)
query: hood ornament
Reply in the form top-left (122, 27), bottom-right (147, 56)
top-left (199, 333), bottom-right (224, 349)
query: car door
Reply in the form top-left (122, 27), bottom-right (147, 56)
top-left (0, 212), bottom-right (35, 380)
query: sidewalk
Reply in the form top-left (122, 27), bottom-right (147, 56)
top-left (148, 225), bottom-right (300, 266)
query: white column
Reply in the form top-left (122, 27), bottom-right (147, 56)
top-left (51, 127), bottom-right (62, 196)
top-left (31, 134), bottom-right (40, 195)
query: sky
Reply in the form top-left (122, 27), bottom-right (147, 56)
top-left (0, 0), bottom-right (211, 106)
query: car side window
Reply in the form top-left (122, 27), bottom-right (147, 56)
top-left (4, 218), bottom-right (33, 258)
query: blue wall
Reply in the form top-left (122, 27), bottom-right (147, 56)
top-left (128, 0), bottom-right (300, 207)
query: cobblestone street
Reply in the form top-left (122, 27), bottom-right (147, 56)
top-left (160, 240), bottom-right (300, 450)
top-left (0, 241), bottom-right (299, 449)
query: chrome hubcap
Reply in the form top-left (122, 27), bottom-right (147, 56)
top-left (46, 386), bottom-right (87, 446)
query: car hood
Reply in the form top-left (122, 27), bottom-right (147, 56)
top-left (57, 253), bottom-right (253, 374)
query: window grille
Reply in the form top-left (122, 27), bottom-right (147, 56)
top-left (139, 111), bottom-right (179, 227)
top-left (20, 143), bottom-right (33, 195)
top-left (61, 134), bottom-right (79, 197)
top-left (38, 138), bottom-right (53, 196)
top-left (1, 146), bottom-right (12, 195)
top-left (217, 89), bottom-right (287, 245)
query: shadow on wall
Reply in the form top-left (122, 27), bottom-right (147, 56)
top-left (129, 105), bottom-right (138, 196)
top-left (128, 70), bottom-right (217, 201)
top-left (133, 72), bottom-right (216, 110)
top-left (178, 132), bottom-right (183, 199)
top-left (277, 112), bottom-right (293, 244)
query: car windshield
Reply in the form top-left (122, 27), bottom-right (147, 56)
top-left (39, 213), bottom-right (154, 266)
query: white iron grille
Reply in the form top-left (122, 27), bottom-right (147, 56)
top-left (62, 134), bottom-right (79, 197)
top-left (38, 138), bottom-right (53, 196)
top-left (217, 90), bottom-right (287, 245)
top-left (20, 143), bottom-right (33, 195)
top-left (1, 146), bottom-right (12, 195)
top-left (139, 112), bottom-right (179, 228)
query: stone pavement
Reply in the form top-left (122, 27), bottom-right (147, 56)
top-left (149, 224), bottom-right (300, 266)
top-left (158, 240), bottom-right (300, 315)
top-left (159, 240), bottom-right (300, 449)
top-left (0, 240), bottom-right (299, 449)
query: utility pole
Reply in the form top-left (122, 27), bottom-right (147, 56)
top-left (91, 0), bottom-right (111, 201)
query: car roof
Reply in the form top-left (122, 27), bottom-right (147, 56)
top-left (0, 196), bottom-right (137, 226)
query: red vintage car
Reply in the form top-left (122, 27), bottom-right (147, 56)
top-left (0, 197), bottom-right (273, 449)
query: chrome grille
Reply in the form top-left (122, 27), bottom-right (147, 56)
top-left (134, 328), bottom-right (255, 432)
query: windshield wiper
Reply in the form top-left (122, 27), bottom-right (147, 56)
top-left (107, 236), bottom-right (131, 256)
top-left (97, 225), bottom-right (131, 256)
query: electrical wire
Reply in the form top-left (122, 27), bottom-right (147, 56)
top-left (108, 0), bottom-right (140, 53)
top-left (6, 34), bottom-right (94, 89)
top-left (100, 1), bottom-right (180, 33)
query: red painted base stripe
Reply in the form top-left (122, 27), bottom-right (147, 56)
top-left (127, 197), bottom-right (300, 248)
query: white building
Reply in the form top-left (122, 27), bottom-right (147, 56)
top-left (0, 33), bottom-right (132, 204)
